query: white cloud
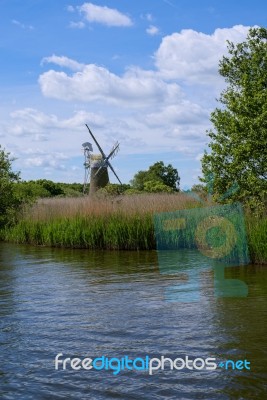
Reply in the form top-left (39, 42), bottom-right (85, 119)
top-left (146, 25), bottom-right (159, 36)
top-left (8, 109), bottom-right (55, 138)
top-left (10, 108), bottom-right (58, 130)
top-left (12, 19), bottom-right (34, 30)
top-left (41, 55), bottom-right (85, 71)
top-left (141, 13), bottom-right (153, 22)
top-left (24, 153), bottom-right (67, 170)
top-left (67, 5), bottom-right (75, 12)
top-left (155, 25), bottom-right (251, 83)
top-left (78, 2), bottom-right (133, 27)
top-left (144, 102), bottom-right (209, 127)
top-left (39, 25), bottom-right (252, 108)
top-left (36, 25), bottom-right (254, 161)
top-left (0, 100), bottom-right (212, 184)
top-left (60, 110), bottom-right (107, 129)
top-left (2, 109), bottom-right (107, 174)
top-left (39, 64), bottom-right (181, 106)
top-left (9, 108), bottom-right (106, 134)
top-left (69, 21), bottom-right (85, 29)
top-left (4, 104), bottom-right (209, 157)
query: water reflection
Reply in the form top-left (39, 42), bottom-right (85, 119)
top-left (0, 243), bottom-right (266, 399)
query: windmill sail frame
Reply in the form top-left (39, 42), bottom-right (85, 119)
top-left (83, 124), bottom-right (122, 194)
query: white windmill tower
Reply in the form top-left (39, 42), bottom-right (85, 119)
top-left (82, 124), bottom-right (122, 195)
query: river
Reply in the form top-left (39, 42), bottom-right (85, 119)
top-left (0, 243), bottom-right (266, 399)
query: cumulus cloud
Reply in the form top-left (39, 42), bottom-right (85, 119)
top-left (0, 99), bottom-right (213, 185)
top-left (36, 25), bottom-right (254, 159)
top-left (39, 25), bottom-right (252, 108)
top-left (146, 25), bottom-right (159, 36)
top-left (24, 153), bottom-right (67, 170)
top-left (60, 110), bottom-right (107, 129)
top-left (155, 25), bottom-right (251, 83)
top-left (78, 2), bottom-right (133, 27)
top-left (39, 64), bottom-right (181, 106)
top-left (9, 108), bottom-right (106, 134)
top-left (8, 109), bottom-right (55, 139)
top-left (10, 108), bottom-right (58, 129)
top-left (5, 104), bottom-right (209, 157)
top-left (144, 102), bottom-right (209, 127)
top-left (41, 55), bottom-right (85, 71)
top-left (3, 109), bottom-right (108, 174)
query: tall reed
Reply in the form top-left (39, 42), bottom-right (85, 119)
top-left (1, 193), bottom-right (266, 263)
top-left (246, 215), bottom-right (267, 264)
top-left (2, 193), bottom-right (200, 250)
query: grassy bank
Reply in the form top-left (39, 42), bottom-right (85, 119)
top-left (1, 194), bottom-right (266, 263)
top-left (2, 214), bottom-right (155, 250)
top-left (246, 216), bottom-right (267, 264)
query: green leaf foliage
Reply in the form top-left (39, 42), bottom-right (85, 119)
top-left (143, 180), bottom-right (173, 193)
top-left (201, 27), bottom-right (267, 208)
top-left (130, 161), bottom-right (180, 191)
top-left (0, 146), bottom-right (22, 227)
top-left (97, 183), bottom-right (131, 196)
top-left (35, 179), bottom-right (65, 197)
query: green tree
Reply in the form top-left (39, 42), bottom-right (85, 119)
top-left (131, 161), bottom-right (180, 191)
top-left (35, 179), bottom-right (64, 197)
top-left (0, 146), bottom-right (21, 227)
top-left (124, 188), bottom-right (143, 195)
top-left (143, 180), bottom-right (173, 193)
top-left (201, 27), bottom-right (267, 207)
top-left (14, 181), bottom-right (51, 200)
top-left (60, 182), bottom-right (84, 194)
top-left (98, 183), bottom-right (131, 196)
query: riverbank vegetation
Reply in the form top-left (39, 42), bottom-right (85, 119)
top-left (0, 139), bottom-right (266, 263)
top-left (245, 214), bottom-right (267, 264)
top-left (0, 194), bottom-right (266, 264)
top-left (0, 194), bottom-right (199, 250)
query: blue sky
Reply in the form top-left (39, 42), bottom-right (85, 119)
top-left (0, 1), bottom-right (266, 188)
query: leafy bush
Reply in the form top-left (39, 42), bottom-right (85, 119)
top-left (0, 146), bottom-right (22, 227)
top-left (143, 180), bottom-right (173, 193)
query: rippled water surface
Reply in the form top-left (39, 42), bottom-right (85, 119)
top-left (0, 243), bottom-right (266, 399)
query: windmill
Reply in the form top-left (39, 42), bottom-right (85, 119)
top-left (82, 124), bottom-right (122, 195)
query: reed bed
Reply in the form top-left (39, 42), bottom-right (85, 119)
top-left (1, 193), bottom-right (267, 263)
top-left (25, 192), bottom-right (200, 221)
top-left (246, 216), bottom-right (267, 264)
top-left (2, 193), bottom-right (200, 250)
top-left (3, 214), bottom-right (155, 250)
